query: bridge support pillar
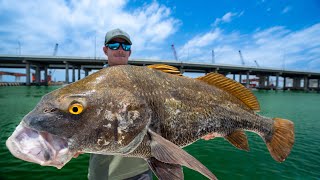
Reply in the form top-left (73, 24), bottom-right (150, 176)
top-left (239, 73), bottom-right (242, 84)
top-left (15, 76), bottom-right (21, 82)
top-left (266, 76), bottom-right (270, 88)
top-left (275, 74), bottom-right (279, 90)
top-left (304, 76), bottom-right (309, 92)
top-left (44, 65), bottom-right (48, 86)
top-left (293, 78), bottom-right (301, 90)
top-left (84, 69), bottom-right (89, 77)
top-left (78, 67), bottom-right (81, 80)
top-left (65, 62), bottom-right (69, 84)
top-left (246, 71), bottom-right (250, 88)
top-left (36, 65), bottom-right (41, 85)
top-left (26, 62), bottom-right (31, 86)
top-left (233, 74), bottom-right (236, 80)
top-left (318, 79), bottom-right (320, 93)
top-left (258, 76), bottom-right (266, 88)
top-left (72, 65), bottom-right (75, 82)
top-left (283, 77), bottom-right (287, 91)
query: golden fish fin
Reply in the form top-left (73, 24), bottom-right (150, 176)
top-left (147, 129), bottom-right (217, 180)
top-left (266, 118), bottom-right (294, 162)
top-left (196, 73), bottom-right (260, 111)
top-left (225, 130), bottom-right (250, 151)
top-left (147, 64), bottom-right (183, 76)
top-left (147, 157), bottom-right (184, 179)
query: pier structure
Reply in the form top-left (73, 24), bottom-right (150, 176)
top-left (0, 55), bottom-right (320, 92)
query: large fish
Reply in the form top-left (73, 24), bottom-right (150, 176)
top-left (6, 65), bottom-right (294, 179)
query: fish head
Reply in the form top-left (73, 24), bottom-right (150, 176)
top-left (6, 67), bottom-right (152, 169)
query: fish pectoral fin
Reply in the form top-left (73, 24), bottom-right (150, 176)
top-left (147, 64), bottom-right (183, 76)
top-left (196, 73), bottom-right (260, 112)
top-left (147, 129), bottom-right (217, 180)
top-left (147, 157), bottom-right (183, 180)
top-left (225, 130), bottom-right (250, 151)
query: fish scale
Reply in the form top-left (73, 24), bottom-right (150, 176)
top-left (116, 66), bottom-right (292, 162)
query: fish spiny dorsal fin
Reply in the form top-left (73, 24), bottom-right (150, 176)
top-left (147, 64), bottom-right (183, 76)
top-left (197, 73), bottom-right (260, 112)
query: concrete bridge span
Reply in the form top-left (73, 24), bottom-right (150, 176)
top-left (1, 54), bottom-right (319, 92)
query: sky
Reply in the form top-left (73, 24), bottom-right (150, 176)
top-left (0, 0), bottom-right (320, 81)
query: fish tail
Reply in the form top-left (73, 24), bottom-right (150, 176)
top-left (265, 118), bottom-right (294, 162)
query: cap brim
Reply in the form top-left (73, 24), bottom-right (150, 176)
top-left (106, 35), bottom-right (132, 45)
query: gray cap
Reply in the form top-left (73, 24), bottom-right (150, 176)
top-left (105, 28), bottom-right (132, 45)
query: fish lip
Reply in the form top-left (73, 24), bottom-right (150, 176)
top-left (6, 123), bottom-right (75, 169)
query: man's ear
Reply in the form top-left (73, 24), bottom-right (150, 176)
top-left (103, 46), bottom-right (108, 56)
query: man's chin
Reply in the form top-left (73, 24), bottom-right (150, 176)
top-left (109, 59), bottom-right (128, 66)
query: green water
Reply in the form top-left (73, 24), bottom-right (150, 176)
top-left (0, 86), bottom-right (319, 180)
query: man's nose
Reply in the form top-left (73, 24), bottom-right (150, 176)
top-left (118, 45), bottom-right (125, 51)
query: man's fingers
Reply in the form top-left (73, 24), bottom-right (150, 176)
top-left (73, 152), bottom-right (84, 158)
top-left (201, 134), bottom-right (215, 141)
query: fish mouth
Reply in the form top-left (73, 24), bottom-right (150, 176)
top-left (6, 123), bottom-right (75, 169)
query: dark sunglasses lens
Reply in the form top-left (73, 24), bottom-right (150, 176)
top-left (108, 43), bottom-right (120, 50)
top-left (121, 44), bottom-right (131, 51)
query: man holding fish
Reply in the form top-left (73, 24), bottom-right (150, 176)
top-left (6, 28), bottom-right (294, 180)
top-left (87, 28), bottom-right (153, 180)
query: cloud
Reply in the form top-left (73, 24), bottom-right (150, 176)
top-left (212, 12), bottom-right (242, 27)
top-left (0, 0), bottom-right (179, 58)
top-left (177, 23), bottom-right (320, 72)
top-left (178, 29), bottom-right (221, 60)
top-left (282, 6), bottom-right (291, 14)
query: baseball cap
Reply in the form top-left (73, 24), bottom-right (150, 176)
top-left (105, 28), bottom-right (132, 45)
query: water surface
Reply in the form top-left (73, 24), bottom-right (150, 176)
top-left (0, 87), bottom-right (319, 179)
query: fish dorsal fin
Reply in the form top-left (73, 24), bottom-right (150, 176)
top-left (197, 73), bottom-right (260, 111)
top-left (147, 64), bottom-right (183, 76)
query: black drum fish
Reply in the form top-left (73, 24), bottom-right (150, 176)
top-left (6, 65), bottom-right (294, 179)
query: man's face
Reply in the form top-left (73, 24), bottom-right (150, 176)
top-left (103, 37), bottom-right (131, 66)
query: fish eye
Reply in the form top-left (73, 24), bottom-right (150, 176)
top-left (68, 103), bottom-right (84, 115)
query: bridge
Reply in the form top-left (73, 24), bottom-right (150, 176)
top-left (0, 71), bottom-right (26, 83)
top-left (1, 54), bottom-right (320, 91)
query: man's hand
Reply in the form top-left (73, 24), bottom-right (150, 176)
top-left (73, 152), bottom-right (84, 158)
top-left (201, 133), bottom-right (216, 140)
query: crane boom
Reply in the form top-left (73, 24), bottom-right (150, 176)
top-left (171, 44), bottom-right (178, 61)
top-left (254, 60), bottom-right (260, 67)
top-left (53, 43), bottom-right (59, 56)
top-left (238, 50), bottom-right (245, 65)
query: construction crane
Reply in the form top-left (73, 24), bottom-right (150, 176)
top-left (50, 43), bottom-right (59, 79)
top-left (53, 43), bottom-right (59, 56)
top-left (212, 49), bottom-right (215, 64)
top-left (238, 50), bottom-right (245, 66)
top-left (254, 60), bottom-right (260, 67)
top-left (171, 44), bottom-right (178, 61)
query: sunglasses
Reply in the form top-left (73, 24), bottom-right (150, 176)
top-left (106, 42), bottom-right (131, 51)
